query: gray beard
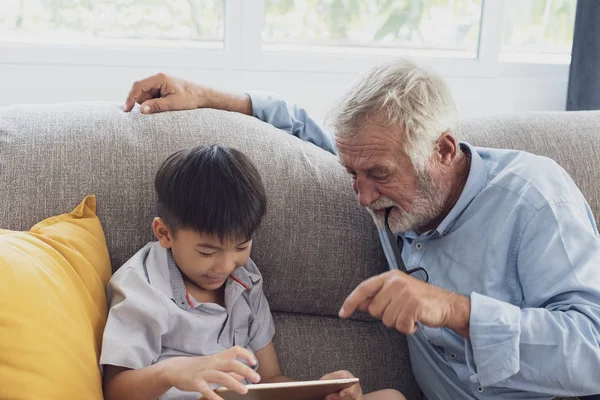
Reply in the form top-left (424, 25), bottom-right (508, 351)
top-left (367, 169), bottom-right (451, 234)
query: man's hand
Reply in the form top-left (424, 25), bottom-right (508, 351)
top-left (123, 73), bottom-right (252, 115)
top-left (320, 370), bottom-right (363, 400)
top-left (161, 346), bottom-right (261, 400)
top-left (338, 270), bottom-right (471, 337)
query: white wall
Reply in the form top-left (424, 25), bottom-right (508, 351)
top-left (0, 62), bottom-right (570, 125)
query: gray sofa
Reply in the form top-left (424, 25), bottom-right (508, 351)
top-left (2, 103), bottom-right (600, 400)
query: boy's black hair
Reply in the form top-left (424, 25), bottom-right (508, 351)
top-left (155, 145), bottom-right (267, 242)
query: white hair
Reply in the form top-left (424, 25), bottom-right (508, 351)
top-left (327, 59), bottom-right (460, 170)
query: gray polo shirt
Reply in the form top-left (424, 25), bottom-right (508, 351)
top-left (100, 242), bottom-right (275, 400)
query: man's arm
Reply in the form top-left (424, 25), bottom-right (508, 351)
top-left (465, 200), bottom-right (600, 395)
top-left (247, 91), bottom-right (336, 154)
top-left (124, 74), bottom-right (336, 154)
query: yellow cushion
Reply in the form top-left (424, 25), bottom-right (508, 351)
top-left (0, 196), bottom-right (111, 400)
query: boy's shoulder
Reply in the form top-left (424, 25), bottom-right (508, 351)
top-left (110, 242), bottom-right (156, 281)
top-left (107, 242), bottom-right (171, 303)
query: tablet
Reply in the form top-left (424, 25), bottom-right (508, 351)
top-left (215, 378), bottom-right (359, 400)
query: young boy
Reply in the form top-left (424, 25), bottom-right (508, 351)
top-left (100, 145), bottom-right (405, 400)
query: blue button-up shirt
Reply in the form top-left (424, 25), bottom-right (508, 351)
top-left (249, 92), bottom-right (600, 399)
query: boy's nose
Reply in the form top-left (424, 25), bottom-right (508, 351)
top-left (216, 255), bottom-right (238, 275)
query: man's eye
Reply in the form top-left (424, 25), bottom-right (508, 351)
top-left (374, 175), bottom-right (390, 182)
top-left (347, 171), bottom-right (357, 179)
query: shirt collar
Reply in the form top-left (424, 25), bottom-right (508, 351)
top-left (434, 142), bottom-right (488, 236)
top-left (144, 243), bottom-right (259, 311)
top-left (399, 142), bottom-right (487, 240)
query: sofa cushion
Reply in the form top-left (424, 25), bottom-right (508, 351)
top-left (0, 196), bottom-right (111, 400)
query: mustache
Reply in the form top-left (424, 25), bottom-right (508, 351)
top-left (368, 197), bottom-right (398, 211)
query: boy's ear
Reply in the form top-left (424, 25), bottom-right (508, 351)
top-left (153, 217), bottom-right (173, 249)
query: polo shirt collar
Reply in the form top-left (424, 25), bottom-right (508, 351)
top-left (143, 243), bottom-right (259, 311)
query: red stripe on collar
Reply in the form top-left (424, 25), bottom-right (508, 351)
top-left (229, 274), bottom-right (249, 290)
top-left (185, 288), bottom-right (194, 307)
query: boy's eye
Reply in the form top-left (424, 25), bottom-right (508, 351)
top-left (198, 251), bottom-right (215, 257)
top-left (237, 246), bottom-right (249, 252)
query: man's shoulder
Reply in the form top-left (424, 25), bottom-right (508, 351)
top-left (476, 146), bottom-right (581, 211)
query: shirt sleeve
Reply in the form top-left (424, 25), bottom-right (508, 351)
top-left (245, 262), bottom-right (276, 352)
top-left (465, 200), bottom-right (600, 396)
top-left (247, 91), bottom-right (337, 154)
top-left (100, 267), bottom-right (170, 371)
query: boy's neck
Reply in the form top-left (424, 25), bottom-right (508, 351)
top-left (183, 275), bottom-right (226, 306)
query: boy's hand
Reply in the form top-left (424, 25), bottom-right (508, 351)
top-left (162, 346), bottom-right (261, 400)
top-left (319, 370), bottom-right (363, 400)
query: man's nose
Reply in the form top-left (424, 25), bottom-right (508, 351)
top-left (355, 176), bottom-right (380, 207)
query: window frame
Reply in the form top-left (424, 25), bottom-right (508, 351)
top-left (0, 0), bottom-right (573, 78)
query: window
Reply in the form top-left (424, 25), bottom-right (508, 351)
top-left (263, 0), bottom-right (483, 59)
top-left (0, 0), bottom-right (224, 48)
top-left (501, 0), bottom-right (577, 63)
top-left (0, 0), bottom-right (579, 73)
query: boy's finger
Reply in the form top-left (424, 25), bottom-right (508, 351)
top-left (223, 346), bottom-right (257, 366)
top-left (204, 371), bottom-right (248, 394)
top-left (323, 370), bottom-right (353, 380)
top-left (340, 382), bottom-right (362, 399)
top-left (320, 371), bottom-right (344, 380)
top-left (228, 372), bottom-right (244, 381)
top-left (195, 381), bottom-right (225, 400)
top-left (219, 359), bottom-right (260, 383)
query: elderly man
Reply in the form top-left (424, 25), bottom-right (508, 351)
top-left (124, 60), bottom-right (600, 399)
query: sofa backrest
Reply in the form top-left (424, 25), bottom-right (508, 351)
top-left (1, 103), bottom-right (424, 397)
top-left (3, 103), bottom-right (600, 399)
top-left (0, 103), bottom-right (388, 319)
top-left (462, 111), bottom-right (600, 228)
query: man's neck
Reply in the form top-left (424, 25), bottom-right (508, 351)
top-left (416, 152), bottom-right (471, 234)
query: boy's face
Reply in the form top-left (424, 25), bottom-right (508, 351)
top-left (152, 218), bottom-right (253, 290)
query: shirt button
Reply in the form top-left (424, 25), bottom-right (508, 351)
top-left (449, 353), bottom-right (457, 360)
top-left (476, 385), bottom-right (484, 393)
top-left (415, 243), bottom-right (423, 249)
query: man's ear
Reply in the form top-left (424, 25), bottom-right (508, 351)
top-left (435, 132), bottom-right (458, 166)
top-left (152, 217), bottom-right (173, 249)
